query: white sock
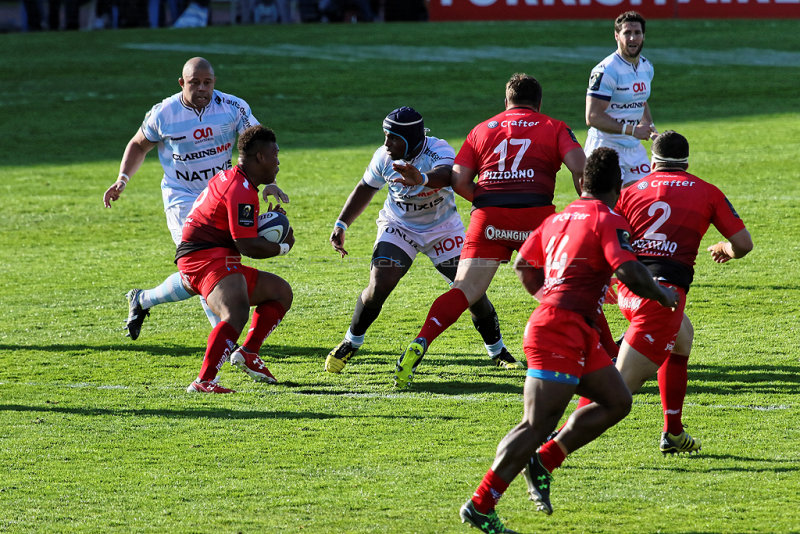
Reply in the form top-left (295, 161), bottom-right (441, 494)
top-left (344, 329), bottom-right (364, 348)
top-left (485, 339), bottom-right (505, 358)
top-left (139, 272), bottom-right (192, 309)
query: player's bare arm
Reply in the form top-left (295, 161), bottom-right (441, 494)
top-left (640, 102), bottom-right (658, 140)
top-left (707, 228), bottom-right (753, 264)
top-left (563, 148), bottom-right (586, 196)
top-left (330, 181), bottom-right (379, 258)
top-left (512, 255), bottom-right (545, 296)
top-left (586, 96), bottom-right (654, 141)
top-left (235, 227), bottom-right (295, 259)
top-left (103, 130), bottom-right (157, 208)
top-left (450, 164), bottom-right (477, 202)
top-left (615, 259), bottom-right (679, 309)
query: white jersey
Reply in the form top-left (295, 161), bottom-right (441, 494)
top-left (140, 90), bottom-right (259, 209)
top-left (586, 51), bottom-right (654, 150)
top-left (362, 136), bottom-right (458, 232)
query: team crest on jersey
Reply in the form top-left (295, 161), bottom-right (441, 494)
top-left (488, 121), bottom-right (499, 129)
top-left (637, 181), bottom-right (649, 190)
top-left (616, 229), bottom-right (634, 252)
top-left (238, 203), bottom-right (255, 226)
top-left (589, 72), bottom-right (603, 91)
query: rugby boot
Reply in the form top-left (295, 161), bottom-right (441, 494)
top-left (230, 346), bottom-right (278, 384)
top-left (394, 337), bottom-right (427, 389)
top-left (459, 499), bottom-right (518, 534)
top-left (660, 430), bottom-right (702, 455)
top-left (124, 289), bottom-right (150, 340)
top-left (523, 452), bottom-right (554, 515)
top-left (491, 348), bottom-right (526, 369)
top-left (324, 340), bottom-right (359, 373)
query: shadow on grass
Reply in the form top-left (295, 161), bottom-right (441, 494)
top-left (0, 403), bottom-right (378, 421)
top-left (636, 363), bottom-right (800, 397)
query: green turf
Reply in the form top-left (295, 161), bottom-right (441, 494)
top-left (1, 19), bottom-right (799, 534)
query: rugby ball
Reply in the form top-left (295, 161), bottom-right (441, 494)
top-left (257, 211), bottom-right (291, 243)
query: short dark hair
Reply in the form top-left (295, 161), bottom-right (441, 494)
top-left (238, 125), bottom-right (277, 156)
top-left (652, 130), bottom-right (689, 161)
top-left (506, 73), bottom-right (542, 109)
top-left (583, 147), bottom-right (621, 195)
top-left (615, 11), bottom-right (646, 34)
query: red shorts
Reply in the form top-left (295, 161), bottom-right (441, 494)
top-left (177, 251), bottom-right (260, 299)
top-left (618, 282), bottom-right (687, 366)
top-left (523, 304), bottom-right (614, 384)
top-left (461, 205), bottom-right (555, 262)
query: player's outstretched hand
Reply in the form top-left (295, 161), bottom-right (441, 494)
top-left (707, 241), bottom-right (734, 263)
top-left (390, 161), bottom-right (424, 187)
top-left (103, 179), bottom-right (127, 208)
top-left (262, 183), bottom-right (290, 205)
top-left (330, 227), bottom-right (347, 258)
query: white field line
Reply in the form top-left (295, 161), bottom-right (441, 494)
top-left (2, 381), bottom-right (795, 411)
top-left (122, 42), bottom-right (800, 68)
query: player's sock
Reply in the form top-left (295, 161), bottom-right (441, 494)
top-left (417, 288), bottom-right (469, 345)
top-left (595, 310), bottom-right (619, 359)
top-left (198, 321), bottom-right (240, 382)
top-left (538, 438), bottom-right (567, 473)
top-left (199, 296), bottom-right (221, 327)
top-left (242, 301), bottom-right (286, 354)
top-left (349, 295), bottom-right (382, 338)
top-left (138, 272), bottom-right (192, 309)
top-left (471, 469), bottom-right (510, 514)
top-left (658, 352), bottom-right (690, 435)
top-left (471, 304), bottom-right (503, 357)
top-left (344, 328), bottom-right (365, 348)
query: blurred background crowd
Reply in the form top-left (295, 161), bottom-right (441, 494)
top-left (6, 0), bottom-right (428, 31)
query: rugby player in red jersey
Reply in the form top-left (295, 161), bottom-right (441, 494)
top-left (459, 148), bottom-right (678, 533)
top-left (176, 125), bottom-right (294, 393)
top-left (614, 130), bottom-right (752, 452)
top-left (391, 73), bottom-right (586, 389)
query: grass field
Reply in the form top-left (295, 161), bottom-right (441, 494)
top-left (1, 18), bottom-right (799, 534)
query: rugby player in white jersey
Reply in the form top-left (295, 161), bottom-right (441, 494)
top-left (102, 57), bottom-right (288, 340)
top-left (325, 107), bottom-right (522, 374)
top-left (585, 11), bottom-right (659, 187)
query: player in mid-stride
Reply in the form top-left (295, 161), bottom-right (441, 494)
top-left (102, 57), bottom-right (288, 340)
top-left (392, 74), bottom-right (585, 389)
top-left (547, 131), bottom-right (753, 460)
top-left (176, 125), bottom-right (293, 393)
top-left (325, 107), bottom-right (523, 375)
top-left (585, 11), bottom-right (658, 187)
top-left (459, 148), bottom-right (678, 533)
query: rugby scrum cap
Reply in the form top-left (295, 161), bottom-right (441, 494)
top-left (383, 106), bottom-right (425, 160)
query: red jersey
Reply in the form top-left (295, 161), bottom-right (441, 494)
top-left (175, 166), bottom-right (260, 261)
top-left (617, 170), bottom-right (745, 289)
top-left (455, 107), bottom-right (581, 209)
top-left (519, 198), bottom-right (637, 320)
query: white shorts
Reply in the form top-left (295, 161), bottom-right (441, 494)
top-left (584, 135), bottom-right (651, 186)
top-left (164, 201), bottom-right (194, 246)
top-left (374, 215), bottom-right (465, 266)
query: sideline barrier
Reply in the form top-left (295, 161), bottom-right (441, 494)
top-left (428, 0), bottom-right (800, 21)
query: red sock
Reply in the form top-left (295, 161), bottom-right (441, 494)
top-left (198, 321), bottom-right (241, 382)
top-left (417, 288), bottom-right (469, 345)
top-left (471, 469), bottom-right (510, 514)
top-left (538, 439), bottom-right (567, 473)
top-left (595, 310), bottom-right (619, 359)
top-left (657, 352), bottom-right (690, 434)
top-left (558, 396), bottom-right (592, 432)
top-left (242, 301), bottom-right (286, 354)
